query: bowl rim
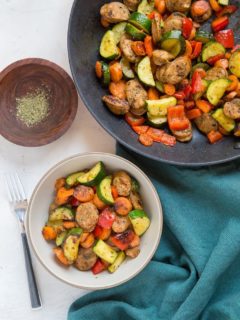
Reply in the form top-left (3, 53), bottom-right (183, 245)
top-left (26, 152), bottom-right (163, 290)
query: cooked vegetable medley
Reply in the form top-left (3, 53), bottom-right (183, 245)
top-left (42, 162), bottom-right (151, 275)
top-left (95, 0), bottom-right (240, 147)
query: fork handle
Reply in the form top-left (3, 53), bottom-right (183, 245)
top-left (21, 233), bottom-right (42, 309)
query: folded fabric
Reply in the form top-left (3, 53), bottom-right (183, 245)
top-left (68, 144), bottom-right (240, 320)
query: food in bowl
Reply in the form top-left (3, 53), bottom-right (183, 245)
top-left (95, 0), bottom-right (240, 147)
top-left (42, 161), bottom-right (151, 275)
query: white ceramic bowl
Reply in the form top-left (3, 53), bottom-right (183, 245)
top-left (26, 153), bottom-right (163, 290)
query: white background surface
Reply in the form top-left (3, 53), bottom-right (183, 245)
top-left (0, 1), bottom-right (115, 319)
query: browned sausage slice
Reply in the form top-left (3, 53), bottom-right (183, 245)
top-left (191, 0), bottom-right (212, 23)
top-left (129, 191), bottom-right (143, 210)
top-left (100, 2), bottom-right (130, 23)
top-left (172, 123), bottom-right (193, 142)
top-left (75, 248), bottom-right (97, 271)
top-left (152, 14), bottom-right (162, 44)
top-left (102, 96), bottom-right (130, 115)
top-left (204, 67), bottom-right (228, 81)
top-left (113, 171), bottom-right (132, 196)
top-left (126, 79), bottom-right (147, 115)
top-left (123, 0), bottom-right (140, 11)
top-left (112, 216), bottom-right (131, 233)
top-left (152, 50), bottom-right (174, 66)
top-left (76, 203), bottom-right (99, 232)
top-left (163, 13), bottom-right (185, 33)
top-left (165, 0), bottom-right (192, 13)
top-left (126, 246), bottom-right (140, 258)
top-left (74, 185), bottom-right (94, 202)
top-left (120, 34), bottom-right (139, 63)
top-left (223, 99), bottom-right (240, 119)
top-left (194, 113), bottom-right (218, 134)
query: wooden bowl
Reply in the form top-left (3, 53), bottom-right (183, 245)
top-left (0, 58), bottom-right (78, 146)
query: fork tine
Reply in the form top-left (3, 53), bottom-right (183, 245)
top-left (15, 173), bottom-right (26, 200)
top-left (11, 173), bottom-right (24, 201)
top-left (9, 174), bottom-right (20, 201)
top-left (5, 174), bottom-right (14, 202)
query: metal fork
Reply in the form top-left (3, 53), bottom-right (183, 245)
top-left (5, 173), bottom-right (42, 309)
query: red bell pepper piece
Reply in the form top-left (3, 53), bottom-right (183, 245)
top-left (182, 17), bottom-right (193, 39)
top-left (216, 5), bottom-right (238, 18)
top-left (91, 259), bottom-right (106, 275)
top-left (132, 125), bottom-right (149, 135)
top-left (167, 105), bottom-right (190, 131)
top-left (93, 225), bottom-right (103, 238)
top-left (214, 29), bottom-right (234, 49)
top-left (191, 71), bottom-right (204, 94)
top-left (148, 11), bottom-right (161, 19)
top-left (69, 197), bottom-right (80, 207)
top-left (110, 230), bottom-right (135, 251)
top-left (98, 207), bottom-right (115, 229)
top-left (190, 41), bottom-right (202, 59)
top-left (211, 16), bottom-right (229, 33)
top-left (174, 91), bottom-right (186, 100)
top-left (207, 53), bottom-right (225, 65)
top-left (146, 128), bottom-right (176, 146)
top-left (125, 112), bottom-right (145, 127)
top-left (183, 84), bottom-right (192, 100)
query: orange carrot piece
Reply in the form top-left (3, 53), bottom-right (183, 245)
top-left (109, 80), bottom-right (126, 100)
top-left (79, 232), bottom-right (90, 243)
top-left (55, 178), bottom-right (66, 191)
top-left (81, 233), bottom-right (95, 248)
top-left (99, 228), bottom-right (111, 241)
top-left (129, 234), bottom-right (140, 248)
top-left (109, 62), bottom-right (123, 83)
top-left (207, 130), bottom-right (223, 144)
top-left (62, 221), bottom-right (77, 229)
top-left (196, 100), bottom-right (212, 113)
top-left (209, 0), bottom-right (222, 12)
top-left (227, 75), bottom-right (239, 92)
top-left (95, 61), bottom-right (103, 79)
top-left (189, 27), bottom-right (196, 40)
top-left (214, 59), bottom-right (229, 69)
top-left (194, 68), bottom-right (207, 78)
top-left (163, 84), bottom-right (176, 96)
top-left (131, 41), bottom-right (146, 56)
top-left (139, 133), bottom-right (154, 146)
top-left (55, 187), bottom-right (74, 205)
top-left (148, 87), bottom-right (160, 100)
top-left (186, 108), bottom-right (202, 120)
top-left (224, 91), bottom-right (238, 101)
top-left (53, 247), bottom-right (70, 266)
top-left (93, 193), bottom-right (106, 210)
top-left (100, 16), bottom-right (110, 28)
top-left (184, 40), bottom-right (193, 57)
top-left (114, 197), bottom-right (133, 216)
top-left (42, 226), bottom-right (57, 241)
top-left (111, 186), bottom-right (119, 199)
top-left (225, 52), bottom-right (231, 59)
top-left (154, 0), bottom-right (166, 14)
top-left (144, 36), bottom-right (153, 57)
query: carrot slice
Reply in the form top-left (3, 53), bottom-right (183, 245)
top-left (114, 197), bottom-right (133, 216)
top-left (53, 248), bottom-right (70, 266)
top-left (148, 87), bottom-right (160, 100)
top-left (154, 0), bottom-right (166, 14)
top-left (196, 100), bottom-right (212, 113)
top-left (99, 228), bottom-right (111, 241)
top-left (139, 133), bottom-right (153, 146)
top-left (62, 221), bottom-right (77, 229)
top-left (81, 233), bottom-right (95, 249)
top-left (209, 0), bottom-right (222, 12)
top-left (42, 226), bottom-right (57, 241)
top-left (186, 108), bottom-right (202, 120)
top-left (144, 36), bottom-right (153, 57)
top-left (93, 193), bottom-right (106, 210)
top-left (55, 178), bottom-right (66, 191)
top-left (184, 40), bottom-right (193, 57)
top-left (131, 41), bottom-right (146, 56)
top-left (109, 80), bottom-right (126, 100)
top-left (163, 84), bottom-right (176, 96)
top-left (95, 61), bottom-right (103, 79)
top-left (55, 187), bottom-right (74, 205)
top-left (227, 75), bottom-right (239, 92)
top-left (207, 130), bottom-right (223, 144)
top-left (109, 62), bottom-right (123, 83)
top-left (111, 186), bottom-right (119, 200)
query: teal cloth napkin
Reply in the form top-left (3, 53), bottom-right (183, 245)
top-left (68, 144), bottom-right (240, 320)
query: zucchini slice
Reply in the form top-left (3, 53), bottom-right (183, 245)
top-left (67, 227), bottom-right (82, 236)
top-left (112, 22), bottom-right (127, 44)
top-left (100, 30), bottom-right (119, 60)
top-left (97, 175), bottom-right (114, 205)
top-left (56, 231), bottom-right (68, 247)
top-left (108, 251), bottom-right (126, 273)
top-left (63, 235), bottom-right (81, 263)
top-left (155, 81), bottom-right (164, 93)
top-left (125, 23), bottom-right (147, 40)
top-left (137, 0), bottom-right (155, 15)
top-left (129, 210), bottom-right (150, 236)
top-left (146, 97), bottom-right (177, 116)
top-left (147, 113), bottom-right (167, 128)
top-left (93, 240), bottom-right (118, 264)
top-left (137, 56), bottom-right (155, 87)
top-left (212, 109), bottom-right (235, 132)
top-left (229, 51), bottom-right (240, 78)
top-left (129, 12), bottom-right (151, 34)
top-left (218, 0), bottom-right (229, 5)
top-left (194, 31), bottom-right (214, 43)
top-left (120, 57), bottom-right (135, 79)
top-left (206, 78), bottom-right (231, 106)
top-left (101, 62), bottom-right (111, 86)
top-left (131, 177), bottom-right (140, 192)
top-left (201, 41), bottom-right (226, 62)
top-left (77, 161), bottom-right (106, 186)
top-left (49, 207), bottom-right (74, 222)
top-left (66, 172), bottom-right (85, 187)
top-left (161, 31), bottom-right (186, 58)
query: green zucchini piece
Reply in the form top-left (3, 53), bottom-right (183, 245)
top-left (129, 12), bottom-right (151, 34)
top-left (131, 177), bottom-right (140, 192)
top-left (194, 31), bottom-right (214, 43)
top-left (120, 57), bottom-right (135, 79)
top-left (66, 172), bottom-right (85, 187)
top-left (229, 51), bottom-right (240, 78)
top-left (137, 0), bottom-right (155, 15)
top-left (49, 207), bottom-right (74, 222)
top-left (125, 23), bottom-right (147, 40)
top-left (218, 0), bottom-right (229, 5)
top-left (206, 78), bottom-right (231, 106)
top-left (201, 41), bottom-right (226, 62)
top-left (67, 227), bottom-right (83, 236)
top-left (100, 30), bottom-right (119, 60)
top-left (146, 97), bottom-right (177, 116)
top-left (212, 109), bottom-right (235, 132)
top-left (63, 235), bottom-right (81, 263)
top-left (147, 113), bottom-right (167, 127)
top-left (108, 251), bottom-right (126, 273)
top-left (161, 30), bottom-right (186, 58)
top-left (97, 175), bottom-right (114, 205)
top-left (112, 22), bottom-right (127, 44)
top-left (137, 56), bottom-right (155, 87)
top-left (56, 231), bottom-right (68, 247)
top-left (77, 161), bottom-right (106, 186)
top-left (155, 81), bottom-right (164, 93)
top-left (102, 62), bottom-right (111, 86)
top-left (47, 220), bottom-right (63, 227)
top-left (93, 240), bottom-right (118, 264)
top-left (129, 210), bottom-right (150, 236)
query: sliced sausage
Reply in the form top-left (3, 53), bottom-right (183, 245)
top-left (126, 79), bottom-right (148, 115)
top-left (194, 113), bottom-right (218, 134)
top-left (100, 2), bottom-right (130, 23)
top-left (123, 0), bottom-right (140, 11)
top-left (152, 14), bottom-right (162, 44)
top-left (112, 215), bottom-right (131, 233)
top-left (165, 0), bottom-right (192, 13)
top-left (74, 185), bottom-right (94, 202)
top-left (163, 12), bottom-right (184, 33)
top-left (223, 99), bottom-right (240, 119)
top-left (113, 171), bottom-right (132, 196)
top-left (76, 202), bottom-right (99, 232)
top-left (120, 34), bottom-right (139, 63)
top-left (204, 67), bottom-right (228, 81)
top-left (156, 56), bottom-right (192, 85)
top-left (125, 246), bottom-right (140, 258)
top-left (102, 95), bottom-right (130, 115)
top-left (129, 191), bottom-right (143, 210)
top-left (152, 50), bottom-right (174, 66)
top-left (75, 248), bottom-right (97, 271)
top-left (191, 1), bottom-right (212, 23)
top-left (172, 123), bottom-right (193, 142)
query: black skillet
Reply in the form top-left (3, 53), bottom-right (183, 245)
top-left (68, 0), bottom-right (240, 166)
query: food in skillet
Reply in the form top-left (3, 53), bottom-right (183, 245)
top-left (95, 0), bottom-right (240, 147)
top-left (42, 162), bottom-right (150, 275)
